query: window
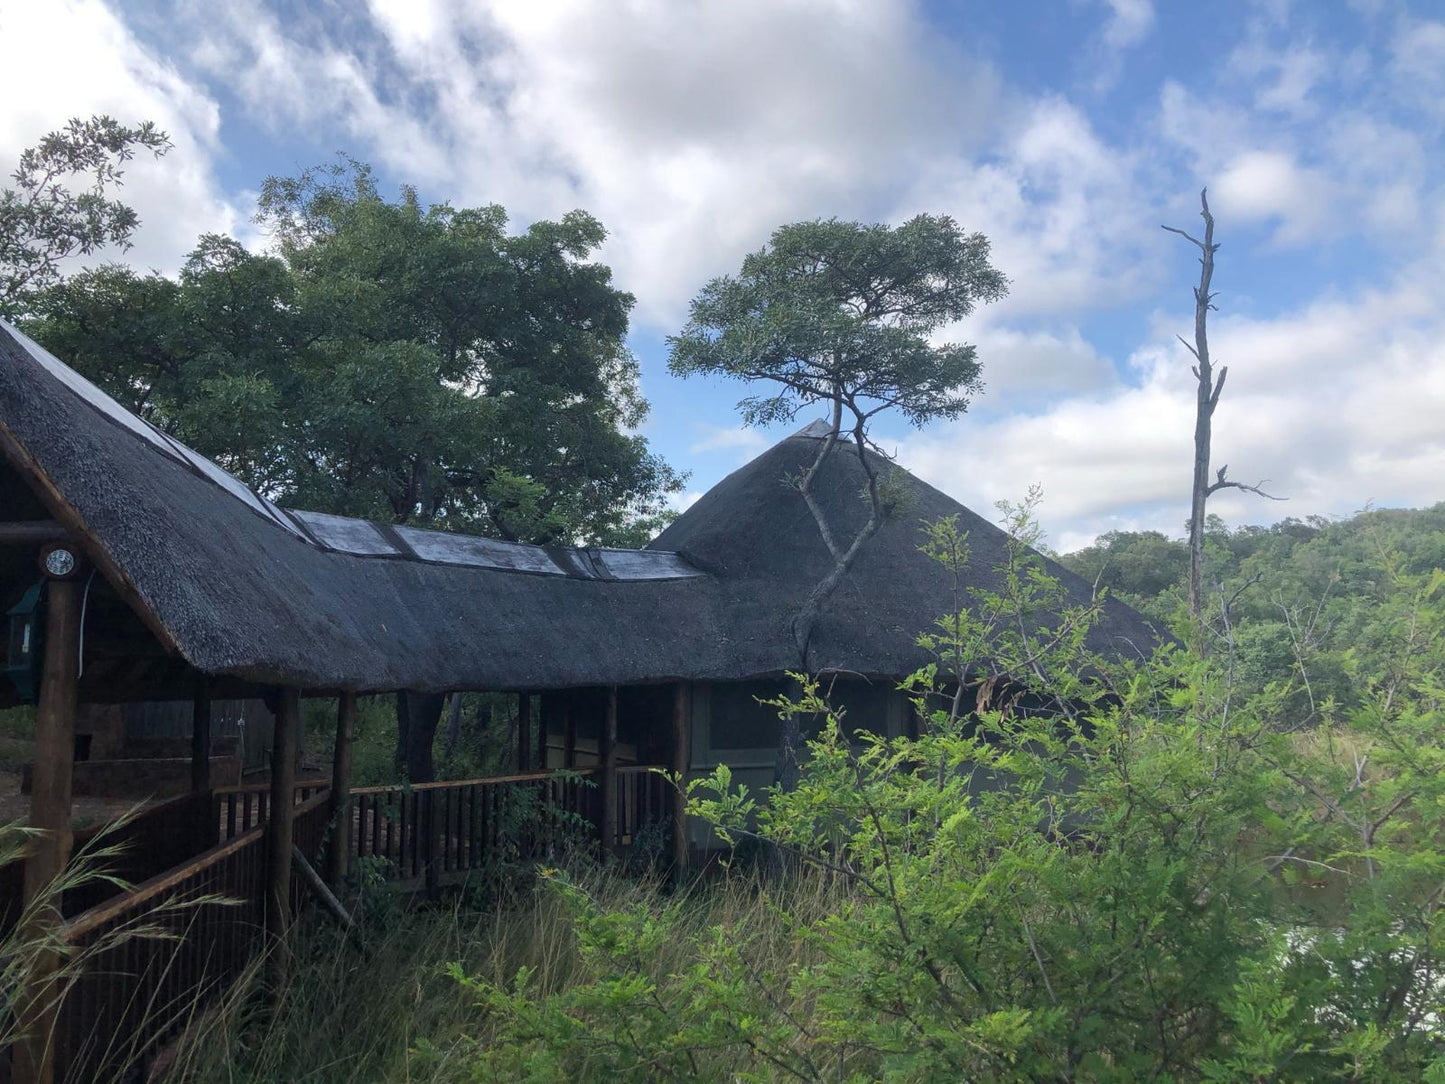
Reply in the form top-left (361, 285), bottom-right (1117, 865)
top-left (708, 680), bottom-right (788, 753)
top-left (823, 678), bottom-right (895, 742)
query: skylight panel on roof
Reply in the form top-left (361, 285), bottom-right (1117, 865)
top-left (597, 549), bottom-right (700, 580)
top-left (291, 511), bottom-right (400, 556)
top-left (395, 526), bottom-right (566, 575)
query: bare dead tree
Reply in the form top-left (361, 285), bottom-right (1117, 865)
top-left (1163, 189), bottom-right (1282, 643)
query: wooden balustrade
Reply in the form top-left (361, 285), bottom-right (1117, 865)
top-left (213, 779), bottom-right (331, 842)
top-left (49, 791), bottom-right (331, 1082)
top-left (337, 766), bottom-right (671, 884)
top-left (8, 766), bottom-right (672, 1082)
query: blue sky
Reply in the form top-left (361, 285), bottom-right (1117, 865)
top-left (2, 0), bottom-right (1442, 551)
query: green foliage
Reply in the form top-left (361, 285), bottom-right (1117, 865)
top-left (451, 504), bottom-right (1445, 1081)
top-left (24, 156), bottom-right (682, 545)
top-left (0, 115), bottom-right (171, 316)
top-left (1059, 503), bottom-right (1445, 719)
top-left (668, 214), bottom-right (1007, 429)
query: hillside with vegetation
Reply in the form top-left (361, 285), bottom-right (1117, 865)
top-left (1058, 504), bottom-right (1445, 714)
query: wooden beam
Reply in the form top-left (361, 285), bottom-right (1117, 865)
top-left (0, 520), bottom-right (68, 544)
top-left (598, 686), bottom-right (618, 853)
top-left (293, 845), bottom-right (353, 930)
top-left (14, 575), bottom-right (83, 1084)
top-left (671, 682), bottom-right (691, 878)
top-left (517, 691), bottom-right (532, 773)
top-left (327, 693), bottom-right (356, 886)
top-left (190, 689), bottom-right (212, 792)
top-left (265, 687), bottom-right (300, 987)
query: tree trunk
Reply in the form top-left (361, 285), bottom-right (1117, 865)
top-left (1166, 189), bottom-right (1220, 644)
top-left (402, 692), bottom-right (445, 785)
top-left (444, 692), bottom-right (464, 760)
top-left (328, 693), bottom-right (356, 886)
top-left (394, 692), bottom-right (409, 774)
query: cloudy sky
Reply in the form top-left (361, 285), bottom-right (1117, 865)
top-left (2, 0), bottom-right (1442, 551)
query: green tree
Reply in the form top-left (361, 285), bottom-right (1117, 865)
top-left (29, 158), bottom-right (682, 546)
top-left (0, 116), bottom-right (171, 317)
top-left (669, 215), bottom-right (1006, 786)
top-left (29, 157), bottom-right (685, 780)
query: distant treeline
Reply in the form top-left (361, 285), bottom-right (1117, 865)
top-left (1059, 503), bottom-right (1445, 710)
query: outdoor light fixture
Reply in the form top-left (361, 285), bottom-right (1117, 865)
top-left (43, 546), bottom-right (76, 579)
top-left (5, 580), bottom-right (43, 704)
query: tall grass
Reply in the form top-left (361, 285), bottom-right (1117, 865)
top-left (162, 863), bottom-right (844, 1083)
top-left (0, 813), bottom-right (232, 1080)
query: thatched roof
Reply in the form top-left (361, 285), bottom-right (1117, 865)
top-left (0, 320), bottom-right (1160, 703)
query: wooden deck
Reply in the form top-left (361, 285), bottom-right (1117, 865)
top-left (2, 766), bottom-right (671, 1082)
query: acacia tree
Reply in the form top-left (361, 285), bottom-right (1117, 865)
top-left (1163, 189), bottom-right (1281, 638)
top-left (0, 115), bottom-right (171, 316)
top-left (669, 215), bottom-right (1006, 784)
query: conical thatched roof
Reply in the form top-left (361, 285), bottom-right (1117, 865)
top-left (650, 427), bottom-right (1160, 678)
top-left (0, 320), bottom-right (1160, 704)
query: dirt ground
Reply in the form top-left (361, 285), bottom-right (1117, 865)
top-left (0, 727), bottom-right (163, 829)
top-left (0, 765), bottom-right (157, 829)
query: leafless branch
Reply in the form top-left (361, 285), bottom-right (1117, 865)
top-left (1206, 465), bottom-right (1286, 501)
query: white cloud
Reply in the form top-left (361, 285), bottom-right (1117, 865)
top-left (1100, 0), bottom-right (1155, 50)
top-left (904, 97), bottom-right (1164, 319)
top-left (967, 325), bottom-right (1118, 404)
top-left (1212, 149), bottom-right (1332, 243)
top-left (688, 424), bottom-right (771, 462)
top-left (0, 0), bottom-right (239, 276)
top-left (886, 255), bottom-right (1445, 550)
top-left (1390, 17), bottom-right (1445, 116)
top-left (171, 0), bottom-right (1006, 328)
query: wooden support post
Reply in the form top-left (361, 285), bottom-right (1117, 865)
top-left (190, 688), bottom-right (212, 793)
top-left (294, 845), bottom-right (353, 929)
top-left (517, 691), bottom-right (531, 773)
top-left (327, 693), bottom-right (356, 886)
top-left (598, 686), bottom-right (618, 853)
top-left (266, 687), bottom-right (300, 987)
top-left (671, 682), bottom-right (691, 878)
top-left (14, 572), bottom-right (83, 1084)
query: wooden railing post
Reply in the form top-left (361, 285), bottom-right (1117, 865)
top-left (672, 682), bottom-right (691, 878)
top-left (15, 565), bottom-right (84, 1084)
top-left (191, 687), bottom-right (212, 792)
top-left (598, 687), bottom-right (618, 853)
top-left (265, 687), bottom-right (300, 986)
top-left (423, 789), bottom-right (439, 898)
top-left (328, 693), bottom-right (356, 886)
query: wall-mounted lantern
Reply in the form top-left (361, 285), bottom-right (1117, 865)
top-left (5, 580), bottom-right (43, 704)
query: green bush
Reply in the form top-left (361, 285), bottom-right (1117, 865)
top-left (455, 512), bottom-right (1445, 1081)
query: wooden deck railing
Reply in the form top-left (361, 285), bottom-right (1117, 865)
top-left (0, 790), bottom-right (223, 943)
top-left (50, 791), bottom-right (331, 1083)
top-left (12, 767), bottom-right (672, 1081)
top-left (339, 765), bottom-right (672, 884)
top-left (213, 779), bottom-right (331, 842)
